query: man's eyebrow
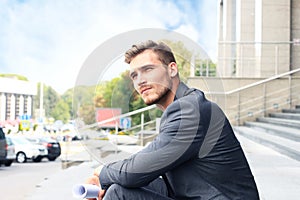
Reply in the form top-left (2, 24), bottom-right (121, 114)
top-left (130, 64), bottom-right (155, 74)
top-left (129, 71), bottom-right (136, 78)
top-left (139, 64), bottom-right (156, 69)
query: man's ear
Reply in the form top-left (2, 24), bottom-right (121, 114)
top-left (168, 62), bottom-right (178, 77)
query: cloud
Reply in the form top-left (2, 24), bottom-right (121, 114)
top-left (0, 0), bottom-right (217, 94)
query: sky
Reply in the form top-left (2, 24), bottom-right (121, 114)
top-left (0, 0), bottom-right (218, 94)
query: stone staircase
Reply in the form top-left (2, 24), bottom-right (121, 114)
top-left (233, 105), bottom-right (300, 162)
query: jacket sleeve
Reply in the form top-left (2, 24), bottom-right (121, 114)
top-left (100, 93), bottom-right (206, 190)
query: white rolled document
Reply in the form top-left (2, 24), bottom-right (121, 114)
top-left (72, 184), bottom-right (100, 198)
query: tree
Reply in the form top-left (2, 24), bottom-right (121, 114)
top-left (61, 89), bottom-right (74, 119)
top-left (78, 103), bottom-right (96, 125)
top-left (0, 73), bottom-right (28, 81)
top-left (97, 71), bottom-right (135, 114)
top-left (161, 40), bottom-right (193, 82)
top-left (51, 99), bottom-right (70, 123)
top-left (94, 94), bottom-right (106, 108)
top-left (71, 85), bottom-right (95, 119)
top-left (33, 83), bottom-right (60, 118)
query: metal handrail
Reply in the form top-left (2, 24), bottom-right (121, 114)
top-left (79, 104), bottom-right (157, 130)
top-left (207, 68), bottom-right (300, 95)
top-left (227, 83), bottom-right (300, 120)
top-left (219, 40), bottom-right (295, 44)
top-left (123, 119), bottom-right (156, 133)
top-left (200, 68), bottom-right (300, 125)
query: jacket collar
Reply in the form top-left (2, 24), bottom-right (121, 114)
top-left (174, 82), bottom-right (190, 101)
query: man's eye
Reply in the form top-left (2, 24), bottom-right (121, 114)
top-left (131, 74), bottom-right (137, 80)
top-left (145, 67), bottom-right (153, 71)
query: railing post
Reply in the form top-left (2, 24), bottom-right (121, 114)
top-left (289, 75), bottom-right (292, 109)
top-left (240, 44), bottom-right (243, 77)
top-left (200, 60), bottom-right (203, 76)
top-left (141, 113), bottom-right (144, 146)
top-left (190, 53), bottom-right (195, 77)
top-left (115, 122), bottom-right (118, 154)
top-left (263, 84), bottom-right (266, 117)
top-left (206, 59), bottom-right (209, 77)
top-left (237, 92), bottom-right (240, 126)
top-left (275, 45), bottom-right (279, 75)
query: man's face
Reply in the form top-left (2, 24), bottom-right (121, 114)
top-left (129, 50), bottom-right (173, 106)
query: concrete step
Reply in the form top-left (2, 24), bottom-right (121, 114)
top-left (233, 126), bottom-right (300, 162)
top-left (256, 117), bottom-right (300, 129)
top-left (269, 112), bottom-right (300, 121)
top-left (244, 121), bottom-right (300, 142)
top-left (282, 108), bottom-right (300, 113)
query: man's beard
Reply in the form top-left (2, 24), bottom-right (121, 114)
top-left (144, 88), bottom-right (168, 105)
top-left (144, 81), bottom-right (173, 106)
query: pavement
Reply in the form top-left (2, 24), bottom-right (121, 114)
top-left (235, 133), bottom-right (300, 200)
top-left (25, 134), bottom-right (300, 200)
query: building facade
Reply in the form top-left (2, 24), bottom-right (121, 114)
top-left (0, 77), bottom-right (37, 123)
top-left (217, 0), bottom-right (300, 77)
top-left (188, 0), bottom-right (300, 125)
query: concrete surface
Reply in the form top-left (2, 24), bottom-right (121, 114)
top-left (26, 134), bottom-right (300, 200)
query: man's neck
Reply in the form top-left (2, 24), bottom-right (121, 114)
top-left (156, 79), bottom-right (180, 111)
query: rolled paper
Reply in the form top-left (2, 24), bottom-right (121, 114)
top-left (72, 184), bottom-right (100, 198)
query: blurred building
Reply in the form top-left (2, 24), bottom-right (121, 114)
top-left (217, 0), bottom-right (300, 77)
top-left (0, 77), bottom-right (37, 122)
top-left (188, 0), bottom-right (300, 125)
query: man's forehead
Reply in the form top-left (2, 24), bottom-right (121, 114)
top-left (129, 64), bottom-right (150, 73)
top-left (130, 50), bottom-right (159, 63)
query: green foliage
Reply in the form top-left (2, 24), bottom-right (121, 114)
top-left (102, 71), bottom-right (135, 113)
top-left (71, 85), bottom-right (95, 119)
top-left (61, 89), bottom-right (74, 119)
top-left (44, 86), bottom-right (60, 117)
top-left (33, 83), bottom-right (60, 118)
top-left (129, 93), bottom-right (147, 126)
top-left (161, 40), bottom-right (193, 82)
top-left (0, 73), bottom-right (28, 81)
top-left (51, 99), bottom-right (70, 123)
top-left (33, 124), bottom-right (38, 131)
top-left (78, 103), bottom-right (96, 125)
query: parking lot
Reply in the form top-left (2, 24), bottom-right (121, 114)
top-left (0, 158), bottom-right (62, 199)
top-left (0, 139), bottom-right (87, 200)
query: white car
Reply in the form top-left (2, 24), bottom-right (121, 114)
top-left (7, 136), bottom-right (48, 163)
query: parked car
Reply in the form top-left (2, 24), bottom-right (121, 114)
top-left (57, 132), bottom-right (83, 142)
top-left (7, 136), bottom-right (48, 163)
top-left (3, 137), bottom-right (16, 166)
top-left (26, 136), bottom-right (61, 161)
top-left (0, 127), bottom-right (7, 166)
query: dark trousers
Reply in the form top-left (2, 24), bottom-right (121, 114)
top-left (103, 178), bottom-right (173, 200)
top-left (103, 177), bottom-right (230, 200)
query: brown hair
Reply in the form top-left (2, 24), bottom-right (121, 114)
top-left (124, 40), bottom-right (176, 65)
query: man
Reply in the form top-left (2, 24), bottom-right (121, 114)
top-left (85, 40), bottom-right (259, 199)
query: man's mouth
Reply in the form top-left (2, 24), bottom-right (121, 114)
top-left (140, 87), bottom-right (152, 95)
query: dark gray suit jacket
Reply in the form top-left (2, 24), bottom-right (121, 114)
top-left (100, 82), bottom-right (259, 199)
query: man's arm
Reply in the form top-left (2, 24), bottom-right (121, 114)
top-left (99, 94), bottom-right (206, 190)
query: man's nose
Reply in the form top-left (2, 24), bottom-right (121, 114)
top-left (136, 73), bottom-right (146, 86)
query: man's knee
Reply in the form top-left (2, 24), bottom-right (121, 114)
top-left (103, 182), bottom-right (170, 200)
top-left (103, 184), bottom-right (125, 200)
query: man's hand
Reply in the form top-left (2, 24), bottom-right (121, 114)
top-left (94, 165), bottom-right (104, 177)
top-left (85, 165), bottom-right (106, 200)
